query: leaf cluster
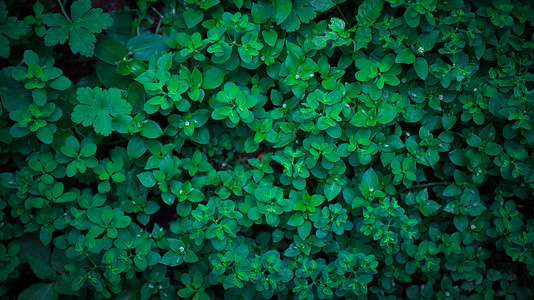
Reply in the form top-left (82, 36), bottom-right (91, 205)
top-left (1, 0), bottom-right (534, 299)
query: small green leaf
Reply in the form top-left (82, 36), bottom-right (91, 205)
top-left (298, 220), bottom-right (312, 240)
top-left (396, 48), bottom-right (415, 64)
top-left (419, 200), bottom-right (441, 216)
top-left (262, 30), bottom-right (277, 47)
top-left (202, 66), bottom-right (226, 89)
top-left (414, 57), bottom-right (428, 80)
top-left (273, 0), bottom-right (292, 24)
top-left (127, 136), bottom-right (147, 159)
top-left (453, 215), bottom-right (468, 231)
top-left (416, 31), bottom-right (439, 52)
top-left (310, 0), bottom-right (336, 12)
top-left (324, 183), bottom-right (341, 201)
top-left (288, 213), bottom-right (304, 226)
top-left (183, 9), bottom-right (203, 29)
top-left (443, 184), bottom-right (461, 197)
top-left (138, 172), bottom-right (156, 187)
top-left (251, 3), bottom-right (267, 23)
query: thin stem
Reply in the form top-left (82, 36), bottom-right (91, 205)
top-left (334, 2), bottom-right (349, 25)
top-left (58, 0), bottom-right (71, 23)
top-left (399, 181), bottom-right (451, 194)
top-left (133, 9), bottom-right (148, 36)
top-left (452, 131), bottom-right (464, 139)
top-left (73, 126), bottom-right (86, 139)
top-left (155, 18), bottom-right (163, 34)
top-left (152, 7), bottom-right (164, 19)
top-left (151, 8), bottom-right (165, 34)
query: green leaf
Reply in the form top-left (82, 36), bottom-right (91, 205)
top-left (212, 106), bottom-right (232, 120)
top-left (39, 225), bottom-right (53, 246)
top-left (101, 205), bottom-right (113, 224)
top-left (355, 0), bottom-right (384, 26)
top-left (48, 76), bottom-right (71, 91)
top-left (141, 120), bottom-right (163, 139)
top-left (361, 168), bottom-right (379, 191)
top-left (395, 48), bottom-right (415, 64)
top-left (36, 127), bottom-right (54, 144)
top-left (310, 0), bottom-right (336, 12)
top-left (183, 9), bottom-right (203, 29)
top-left (71, 87), bottom-right (132, 136)
top-left (443, 184), bottom-right (461, 197)
top-left (419, 200), bottom-right (441, 216)
top-left (94, 34), bottom-right (128, 65)
top-left (0, 2), bottom-right (31, 58)
top-left (448, 149), bottom-right (466, 167)
top-left (202, 66), bottom-right (227, 89)
top-left (324, 182), bottom-right (341, 201)
top-left (414, 57), bottom-right (428, 80)
top-left (404, 6), bottom-right (420, 28)
top-left (453, 215), bottom-right (468, 231)
top-left (96, 60), bottom-right (132, 90)
top-left (262, 30), bottom-right (277, 47)
top-left (43, 0), bottom-right (113, 57)
top-left (280, 0), bottom-right (316, 32)
top-left (20, 236), bottom-right (53, 280)
top-left (138, 172), bottom-right (156, 188)
top-left (127, 136), bottom-right (147, 159)
top-left (56, 191), bottom-right (77, 203)
top-left (377, 104), bottom-right (397, 124)
top-left (416, 31), bottom-right (439, 53)
top-left (127, 34), bottom-right (170, 61)
top-left (0, 172), bottom-right (17, 189)
top-left (251, 3), bottom-right (267, 23)
top-left (18, 283), bottom-right (58, 300)
top-left (191, 126), bottom-right (210, 144)
top-left (298, 220), bottom-right (312, 240)
top-left (273, 0), bottom-right (292, 24)
top-left (288, 213), bottom-right (304, 226)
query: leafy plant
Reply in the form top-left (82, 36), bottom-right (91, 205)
top-left (43, 0), bottom-right (113, 57)
top-left (71, 87), bottom-right (133, 136)
top-left (0, 1), bottom-right (30, 58)
top-left (1, 0), bottom-right (534, 299)
top-left (11, 50), bottom-right (71, 105)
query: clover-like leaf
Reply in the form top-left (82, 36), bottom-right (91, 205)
top-left (43, 0), bottom-right (113, 57)
top-left (71, 87), bottom-right (132, 136)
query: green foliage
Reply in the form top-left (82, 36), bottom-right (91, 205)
top-left (9, 102), bottom-right (62, 144)
top-left (1, 0), bottom-right (534, 299)
top-left (71, 87), bottom-right (133, 136)
top-left (356, 0), bottom-right (384, 26)
top-left (43, 0), bottom-right (113, 57)
top-left (0, 1), bottom-right (30, 58)
top-left (11, 50), bottom-right (71, 106)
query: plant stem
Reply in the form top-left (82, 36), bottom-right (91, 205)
top-left (151, 8), bottom-right (164, 34)
top-left (74, 126), bottom-right (86, 139)
top-left (152, 7), bottom-right (164, 18)
top-left (399, 181), bottom-right (451, 194)
top-left (156, 18), bottom-right (163, 34)
top-left (58, 0), bottom-right (72, 23)
top-left (334, 2), bottom-right (349, 25)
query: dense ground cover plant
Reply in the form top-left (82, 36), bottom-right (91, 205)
top-left (1, 0), bottom-right (534, 298)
